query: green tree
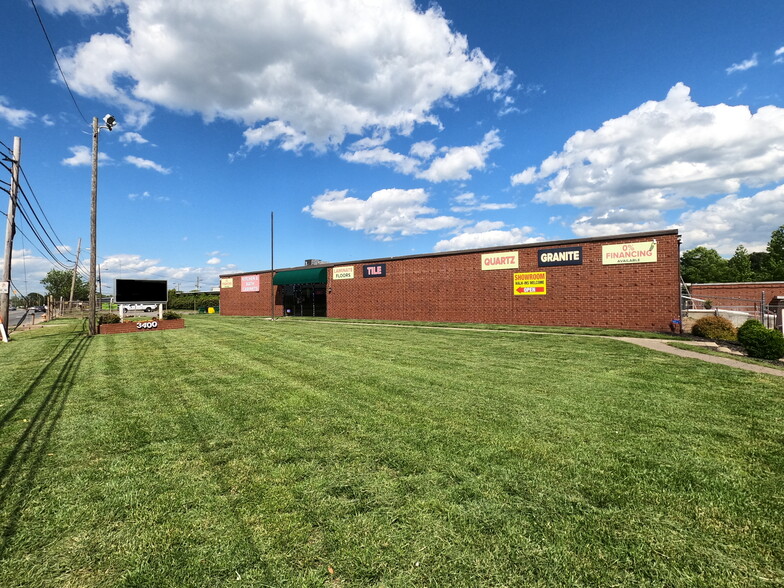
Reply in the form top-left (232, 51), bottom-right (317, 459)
top-left (680, 246), bottom-right (729, 283)
top-left (727, 245), bottom-right (754, 282)
top-left (765, 225), bottom-right (784, 280)
top-left (40, 269), bottom-right (89, 301)
top-left (27, 292), bottom-right (45, 306)
top-left (749, 251), bottom-right (769, 281)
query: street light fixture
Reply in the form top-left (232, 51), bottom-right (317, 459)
top-left (88, 114), bottom-right (115, 336)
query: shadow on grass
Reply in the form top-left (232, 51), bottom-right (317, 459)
top-left (0, 330), bottom-right (91, 558)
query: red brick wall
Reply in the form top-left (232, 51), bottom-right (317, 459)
top-left (689, 282), bottom-right (784, 309)
top-left (217, 272), bottom-right (283, 317)
top-left (220, 231), bottom-right (682, 332)
top-left (99, 318), bottom-right (185, 335)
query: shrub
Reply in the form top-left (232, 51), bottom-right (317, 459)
top-left (98, 313), bottom-right (120, 325)
top-left (691, 315), bottom-right (737, 341)
top-left (737, 320), bottom-right (784, 360)
top-left (737, 319), bottom-right (764, 346)
top-left (162, 310), bottom-right (182, 320)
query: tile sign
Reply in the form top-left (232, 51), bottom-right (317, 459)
top-left (363, 263), bottom-right (387, 278)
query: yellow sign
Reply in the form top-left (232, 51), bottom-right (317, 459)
top-left (332, 266), bottom-right (355, 280)
top-left (481, 251), bottom-right (518, 270)
top-left (514, 272), bottom-right (546, 295)
top-left (602, 241), bottom-right (658, 265)
top-left (220, 277), bottom-right (233, 288)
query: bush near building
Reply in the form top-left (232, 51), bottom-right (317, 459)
top-left (691, 315), bottom-right (737, 341)
top-left (737, 319), bottom-right (784, 360)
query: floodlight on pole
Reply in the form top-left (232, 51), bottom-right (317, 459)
top-left (88, 114), bottom-right (116, 336)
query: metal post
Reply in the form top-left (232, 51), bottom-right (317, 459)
top-left (270, 211), bottom-right (275, 321)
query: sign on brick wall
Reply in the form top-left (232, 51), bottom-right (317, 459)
top-left (220, 277), bottom-right (233, 288)
top-left (481, 251), bottom-right (518, 270)
top-left (602, 242), bottom-right (657, 265)
top-left (332, 266), bottom-right (355, 280)
top-left (363, 264), bottom-right (386, 278)
top-left (241, 275), bottom-right (260, 292)
top-left (538, 246), bottom-right (582, 267)
top-left (514, 272), bottom-right (547, 295)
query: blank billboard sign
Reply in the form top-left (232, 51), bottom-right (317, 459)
top-left (115, 279), bottom-right (168, 303)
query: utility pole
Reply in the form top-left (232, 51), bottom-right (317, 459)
top-left (98, 264), bottom-right (103, 312)
top-left (1, 136), bottom-right (21, 337)
top-left (69, 237), bottom-right (82, 308)
top-left (89, 114), bottom-right (115, 336)
top-left (270, 210), bottom-right (275, 321)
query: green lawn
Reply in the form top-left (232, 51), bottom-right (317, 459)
top-left (1, 316), bottom-right (782, 587)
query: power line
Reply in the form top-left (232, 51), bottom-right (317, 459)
top-left (28, 0), bottom-right (89, 125)
top-left (15, 185), bottom-right (76, 264)
top-left (18, 164), bottom-right (73, 257)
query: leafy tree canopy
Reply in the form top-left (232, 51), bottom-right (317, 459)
top-left (680, 246), bottom-right (729, 283)
top-left (40, 269), bottom-right (89, 301)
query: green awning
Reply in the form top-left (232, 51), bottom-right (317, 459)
top-left (272, 267), bottom-right (328, 285)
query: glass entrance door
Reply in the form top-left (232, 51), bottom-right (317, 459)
top-left (282, 284), bottom-right (327, 317)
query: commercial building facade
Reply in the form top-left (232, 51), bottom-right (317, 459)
top-left (219, 229), bottom-right (682, 332)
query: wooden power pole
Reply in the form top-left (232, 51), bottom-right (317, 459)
top-left (1, 136), bottom-right (21, 337)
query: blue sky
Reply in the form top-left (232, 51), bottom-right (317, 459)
top-left (2, 0), bottom-right (783, 296)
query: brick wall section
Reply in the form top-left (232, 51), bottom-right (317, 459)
top-left (217, 272), bottom-right (284, 317)
top-left (220, 230), bottom-right (681, 332)
top-left (689, 282), bottom-right (784, 309)
top-left (100, 318), bottom-right (185, 335)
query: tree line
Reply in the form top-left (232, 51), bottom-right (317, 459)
top-left (681, 225), bottom-right (784, 284)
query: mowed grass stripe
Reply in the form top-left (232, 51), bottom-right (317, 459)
top-left (0, 316), bottom-right (782, 587)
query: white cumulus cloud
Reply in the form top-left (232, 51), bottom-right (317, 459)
top-left (303, 188), bottom-right (462, 240)
top-left (450, 192), bottom-right (516, 213)
top-left (62, 145), bottom-right (111, 166)
top-left (726, 53), bottom-right (759, 74)
top-left (0, 97), bottom-right (35, 127)
top-left (52, 0), bottom-right (512, 149)
top-left (342, 129), bottom-right (503, 182)
top-left (433, 220), bottom-right (540, 252)
top-left (124, 155), bottom-right (171, 174)
top-left (120, 131), bottom-right (149, 145)
top-left (678, 184), bottom-right (784, 254)
top-left (512, 83), bottom-right (784, 237)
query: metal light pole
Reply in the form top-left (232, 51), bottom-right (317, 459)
top-left (89, 115), bottom-right (116, 336)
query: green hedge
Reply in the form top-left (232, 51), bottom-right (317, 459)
top-left (167, 292), bottom-right (219, 310)
top-left (737, 319), bottom-right (784, 360)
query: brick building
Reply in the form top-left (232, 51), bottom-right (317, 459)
top-left (688, 282), bottom-right (784, 311)
top-left (219, 229), bottom-right (682, 332)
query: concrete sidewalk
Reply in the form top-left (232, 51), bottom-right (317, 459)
top-left (615, 337), bottom-right (784, 378)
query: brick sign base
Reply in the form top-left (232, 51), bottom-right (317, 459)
top-left (99, 318), bottom-right (185, 335)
